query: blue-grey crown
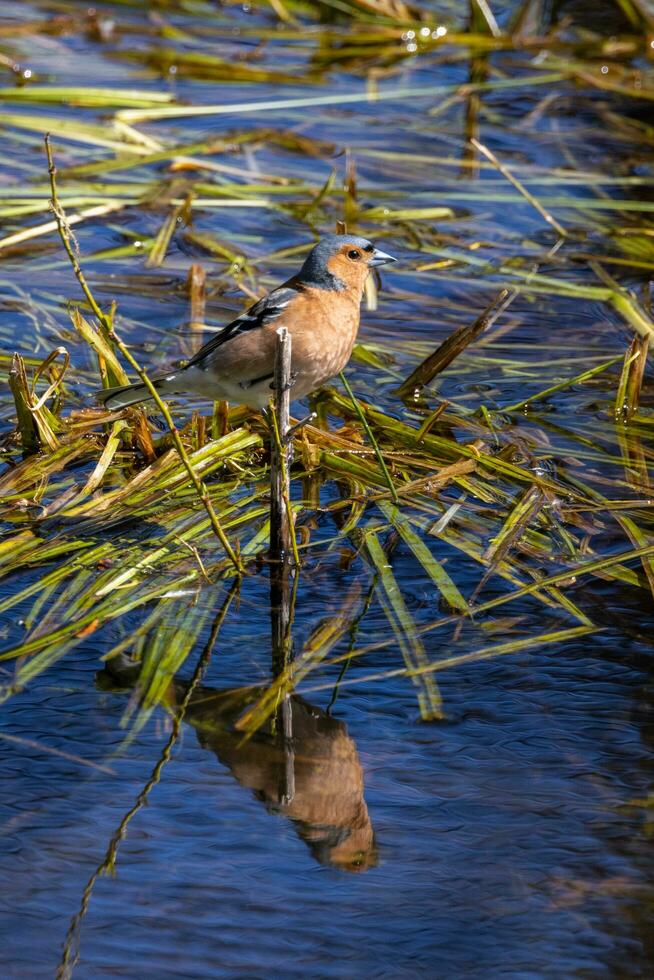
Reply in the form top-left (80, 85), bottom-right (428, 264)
top-left (298, 234), bottom-right (375, 290)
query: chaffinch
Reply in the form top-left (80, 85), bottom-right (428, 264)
top-left (98, 234), bottom-right (396, 411)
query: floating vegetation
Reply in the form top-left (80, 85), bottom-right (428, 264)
top-left (0, 0), bottom-right (651, 802)
top-left (1, 0), bottom-right (653, 734)
top-left (1, 0), bottom-right (654, 973)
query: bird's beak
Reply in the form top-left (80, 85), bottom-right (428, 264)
top-left (369, 248), bottom-right (397, 267)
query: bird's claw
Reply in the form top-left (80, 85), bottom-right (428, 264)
top-left (269, 371), bottom-right (297, 393)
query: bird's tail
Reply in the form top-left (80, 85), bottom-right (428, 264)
top-left (97, 374), bottom-right (180, 411)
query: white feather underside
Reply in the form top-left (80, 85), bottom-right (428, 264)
top-left (101, 363), bottom-right (333, 412)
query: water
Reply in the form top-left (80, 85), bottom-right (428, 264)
top-left (3, 603), bottom-right (654, 977)
top-left (1, 0), bottom-right (653, 976)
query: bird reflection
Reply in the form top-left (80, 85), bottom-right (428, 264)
top-left (100, 661), bottom-right (376, 873)
top-left (101, 547), bottom-right (376, 874)
top-left (175, 682), bottom-right (376, 872)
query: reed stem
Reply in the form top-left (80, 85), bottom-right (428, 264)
top-left (44, 134), bottom-right (244, 575)
top-left (339, 371), bottom-right (400, 504)
top-left (269, 327), bottom-right (300, 568)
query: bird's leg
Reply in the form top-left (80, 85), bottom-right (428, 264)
top-left (269, 371), bottom-right (298, 394)
top-left (262, 404), bottom-right (294, 466)
top-left (263, 406), bottom-right (317, 465)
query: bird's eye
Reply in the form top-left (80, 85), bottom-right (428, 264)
top-left (347, 249), bottom-right (361, 260)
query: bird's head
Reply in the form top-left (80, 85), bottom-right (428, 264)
top-left (298, 234), bottom-right (396, 293)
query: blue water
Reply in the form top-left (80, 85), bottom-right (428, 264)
top-left (1, 0), bottom-right (653, 976)
top-left (2, 596), bottom-right (653, 977)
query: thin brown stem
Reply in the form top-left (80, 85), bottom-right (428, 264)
top-left (471, 137), bottom-right (568, 238)
top-left (44, 134), bottom-right (244, 575)
top-left (269, 327), bottom-right (300, 568)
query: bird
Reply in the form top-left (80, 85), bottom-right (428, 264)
top-left (97, 234), bottom-right (396, 412)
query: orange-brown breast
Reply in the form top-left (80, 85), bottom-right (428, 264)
top-left (208, 283), bottom-right (363, 398)
top-left (280, 284), bottom-right (362, 396)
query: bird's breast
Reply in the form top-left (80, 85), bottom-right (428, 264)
top-left (283, 287), bottom-right (361, 394)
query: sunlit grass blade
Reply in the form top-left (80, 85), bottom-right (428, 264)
top-left (301, 626), bottom-right (598, 694)
top-left (116, 73), bottom-right (566, 122)
top-left (0, 87), bottom-right (176, 107)
top-left (615, 335), bottom-right (648, 422)
top-left (365, 531), bottom-right (443, 720)
top-left (378, 501), bottom-right (468, 612)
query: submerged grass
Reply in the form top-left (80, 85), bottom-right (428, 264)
top-left (0, 0), bottom-right (653, 742)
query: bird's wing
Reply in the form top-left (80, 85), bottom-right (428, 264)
top-left (186, 286), bottom-right (298, 367)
